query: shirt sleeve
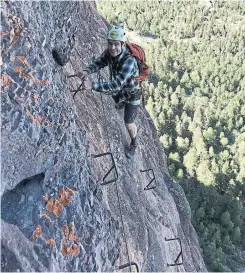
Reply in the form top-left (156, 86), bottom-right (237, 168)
top-left (83, 50), bottom-right (109, 74)
top-left (92, 57), bottom-right (136, 95)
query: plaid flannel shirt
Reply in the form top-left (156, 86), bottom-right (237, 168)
top-left (83, 47), bottom-right (141, 103)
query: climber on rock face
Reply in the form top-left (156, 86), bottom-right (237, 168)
top-left (80, 25), bottom-right (141, 158)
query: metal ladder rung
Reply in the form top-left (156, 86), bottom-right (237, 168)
top-left (140, 168), bottom-right (157, 190)
top-left (119, 261), bottom-right (139, 272)
top-left (92, 152), bottom-right (118, 185)
top-left (165, 237), bottom-right (183, 266)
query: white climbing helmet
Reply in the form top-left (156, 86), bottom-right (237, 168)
top-left (107, 25), bottom-right (126, 42)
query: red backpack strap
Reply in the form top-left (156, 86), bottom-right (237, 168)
top-left (126, 42), bottom-right (146, 62)
top-left (125, 43), bottom-right (150, 82)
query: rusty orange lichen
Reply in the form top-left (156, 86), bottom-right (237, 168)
top-left (61, 239), bottom-right (80, 257)
top-left (32, 94), bottom-right (40, 100)
top-left (14, 66), bottom-right (25, 73)
top-left (3, 14), bottom-right (24, 53)
top-left (61, 225), bottom-right (69, 237)
top-left (69, 224), bottom-right (77, 241)
top-left (1, 74), bottom-right (12, 86)
top-left (9, 23), bottom-right (23, 50)
top-left (26, 73), bottom-right (35, 82)
top-left (35, 80), bottom-right (49, 85)
top-left (59, 187), bottom-right (75, 206)
top-left (61, 224), bottom-right (78, 241)
top-left (46, 198), bottom-right (64, 217)
top-left (61, 240), bottom-right (71, 256)
top-left (40, 213), bottom-right (52, 222)
top-left (33, 225), bottom-right (42, 241)
top-left (17, 71), bottom-right (49, 86)
top-left (71, 244), bottom-right (80, 256)
top-left (61, 224), bottom-right (80, 256)
top-left (33, 115), bottom-right (43, 124)
top-left (19, 73), bottom-right (31, 80)
top-left (19, 72), bottom-right (36, 84)
top-left (26, 108), bottom-right (36, 122)
top-left (0, 31), bottom-right (9, 36)
top-left (25, 107), bottom-right (43, 124)
top-left (32, 79), bottom-right (40, 85)
top-left (16, 56), bottom-right (29, 66)
top-left (45, 239), bottom-right (56, 246)
top-left (22, 73), bottom-right (48, 86)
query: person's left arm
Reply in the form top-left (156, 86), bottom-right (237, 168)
top-left (92, 57), bottom-right (136, 95)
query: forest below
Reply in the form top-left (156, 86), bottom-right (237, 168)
top-left (96, 0), bottom-right (245, 271)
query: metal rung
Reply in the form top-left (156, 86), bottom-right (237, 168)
top-left (165, 237), bottom-right (183, 266)
top-left (119, 261), bottom-right (139, 272)
top-left (92, 152), bottom-right (118, 185)
top-left (67, 74), bottom-right (85, 99)
top-left (140, 169), bottom-right (157, 190)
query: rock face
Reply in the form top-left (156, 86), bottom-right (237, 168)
top-left (1, 1), bottom-right (207, 272)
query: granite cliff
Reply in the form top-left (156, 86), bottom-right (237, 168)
top-left (1, 1), bottom-right (207, 272)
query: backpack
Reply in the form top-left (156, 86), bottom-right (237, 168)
top-left (107, 43), bottom-right (150, 106)
top-left (125, 42), bottom-right (150, 82)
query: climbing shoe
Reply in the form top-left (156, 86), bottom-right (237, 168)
top-left (125, 144), bottom-right (137, 158)
top-left (115, 101), bottom-right (125, 110)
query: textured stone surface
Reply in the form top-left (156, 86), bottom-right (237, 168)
top-left (1, 2), bottom-right (119, 272)
top-left (1, 1), bottom-right (207, 272)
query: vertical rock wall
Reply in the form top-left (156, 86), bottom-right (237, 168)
top-left (1, 1), bottom-right (207, 272)
top-left (1, 1), bottom-right (120, 271)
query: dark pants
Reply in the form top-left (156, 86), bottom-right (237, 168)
top-left (112, 95), bottom-right (139, 124)
top-left (124, 102), bottom-right (139, 124)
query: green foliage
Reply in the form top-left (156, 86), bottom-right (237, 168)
top-left (203, 127), bottom-right (216, 144)
top-left (231, 226), bottom-right (241, 243)
top-left (176, 136), bottom-right (189, 151)
top-left (175, 168), bottom-right (184, 180)
top-left (168, 152), bottom-right (180, 163)
top-left (182, 180), bottom-right (245, 271)
top-left (183, 147), bottom-right (197, 176)
top-left (221, 211), bottom-right (234, 231)
top-left (195, 207), bottom-right (205, 222)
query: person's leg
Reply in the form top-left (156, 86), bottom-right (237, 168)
top-left (124, 103), bottom-right (139, 157)
top-left (125, 123), bottom-right (137, 146)
top-left (112, 94), bottom-right (125, 109)
top-left (112, 94), bottom-right (120, 104)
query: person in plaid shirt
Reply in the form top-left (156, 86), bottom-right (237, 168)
top-left (81, 25), bottom-right (141, 158)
